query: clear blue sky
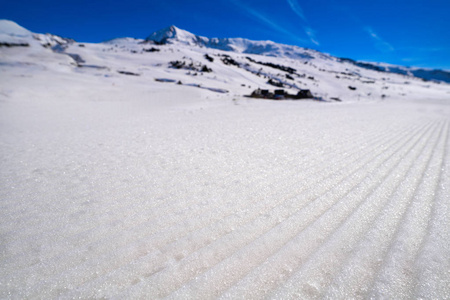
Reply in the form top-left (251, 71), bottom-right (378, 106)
top-left (2, 0), bottom-right (449, 70)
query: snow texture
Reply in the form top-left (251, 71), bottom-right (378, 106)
top-left (1, 20), bottom-right (450, 299)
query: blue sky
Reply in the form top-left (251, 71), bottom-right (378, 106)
top-left (2, 0), bottom-right (449, 69)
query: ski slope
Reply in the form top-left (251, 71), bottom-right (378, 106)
top-left (1, 21), bottom-right (450, 299)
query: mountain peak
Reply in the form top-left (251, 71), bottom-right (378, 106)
top-left (146, 25), bottom-right (197, 45)
top-left (0, 19), bottom-right (32, 37)
top-left (145, 26), bottom-right (324, 60)
top-left (167, 25), bottom-right (180, 32)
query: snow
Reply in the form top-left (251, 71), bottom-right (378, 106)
top-left (0, 19), bottom-right (32, 37)
top-left (0, 19), bottom-right (32, 46)
top-left (1, 20), bottom-right (450, 299)
top-left (145, 25), bottom-right (450, 83)
top-left (147, 25), bottom-right (198, 46)
top-left (146, 25), bottom-right (330, 61)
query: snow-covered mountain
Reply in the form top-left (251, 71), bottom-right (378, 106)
top-left (0, 19), bottom-right (33, 46)
top-left (1, 20), bottom-right (449, 102)
top-left (0, 19), bottom-right (73, 49)
top-left (146, 25), bottom-right (330, 61)
top-left (146, 25), bottom-right (450, 84)
top-left (340, 57), bottom-right (450, 84)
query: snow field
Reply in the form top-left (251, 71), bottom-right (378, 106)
top-left (1, 26), bottom-right (450, 298)
top-left (182, 120), bottom-right (446, 299)
top-left (2, 83), bottom-right (450, 298)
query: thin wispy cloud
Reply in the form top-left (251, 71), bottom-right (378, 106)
top-left (365, 27), bottom-right (394, 52)
top-left (246, 7), bottom-right (300, 40)
top-left (286, 0), bottom-right (307, 22)
top-left (286, 0), bottom-right (319, 45)
top-left (229, 0), bottom-right (309, 44)
top-left (304, 26), bottom-right (319, 46)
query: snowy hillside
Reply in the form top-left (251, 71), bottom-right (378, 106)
top-left (146, 25), bottom-right (450, 84)
top-left (0, 19), bottom-right (73, 49)
top-left (146, 25), bottom-right (328, 61)
top-left (1, 20), bottom-right (450, 299)
top-left (340, 57), bottom-right (450, 84)
top-left (1, 20), bottom-right (449, 103)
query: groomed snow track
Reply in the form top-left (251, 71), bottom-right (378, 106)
top-left (2, 19), bottom-right (450, 299)
top-left (1, 95), bottom-right (449, 299)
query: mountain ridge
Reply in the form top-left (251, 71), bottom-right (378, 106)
top-left (146, 25), bottom-right (332, 61)
top-left (1, 19), bottom-right (449, 85)
top-left (145, 25), bottom-right (450, 83)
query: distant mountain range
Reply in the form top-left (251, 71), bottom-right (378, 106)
top-left (1, 20), bottom-right (448, 84)
top-left (1, 19), bottom-right (450, 103)
top-left (146, 25), bottom-right (450, 84)
top-left (146, 25), bottom-right (328, 61)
